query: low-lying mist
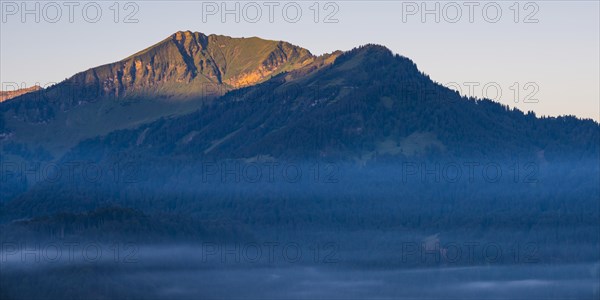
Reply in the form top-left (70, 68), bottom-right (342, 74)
top-left (1, 157), bottom-right (599, 299)
top-left (1, 243), bottom-right (598, 299)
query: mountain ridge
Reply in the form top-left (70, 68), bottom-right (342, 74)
top-left (1, 32), bottom-right (597, 164)
top-left (59, 44), bottom-right (599, 162)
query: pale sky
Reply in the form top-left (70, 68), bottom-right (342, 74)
top-left (1, 1), bottom-right (598, 121)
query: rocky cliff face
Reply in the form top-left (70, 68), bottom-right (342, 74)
top-left (67, 31), bottom-right (315, 99)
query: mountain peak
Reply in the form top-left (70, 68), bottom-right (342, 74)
top-left (341, 44), bottom-right (411, 64)
top-left (172, 30), bottom-right (198, 38)
top-left (356, 43), bottom-right (394, 53)
top-left (66, 31), bottom-right (315, 99)
top-left (170, 30), bottom-right (208, 45)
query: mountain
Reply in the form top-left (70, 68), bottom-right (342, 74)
top-left (0, 31), bottom-right (323, 157)
top-left (2, 32), bottom-right (599, 300)
top-left (0, 85), bottom-right (42, 102)
top-left (63, 45), bottom-right (599, 162)
top-left (67, 31), bottom-right (315, 99)
top-left (1, 33), bottom-right (599, 213)
top-left (1, 35), bottom-right (598, 273)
